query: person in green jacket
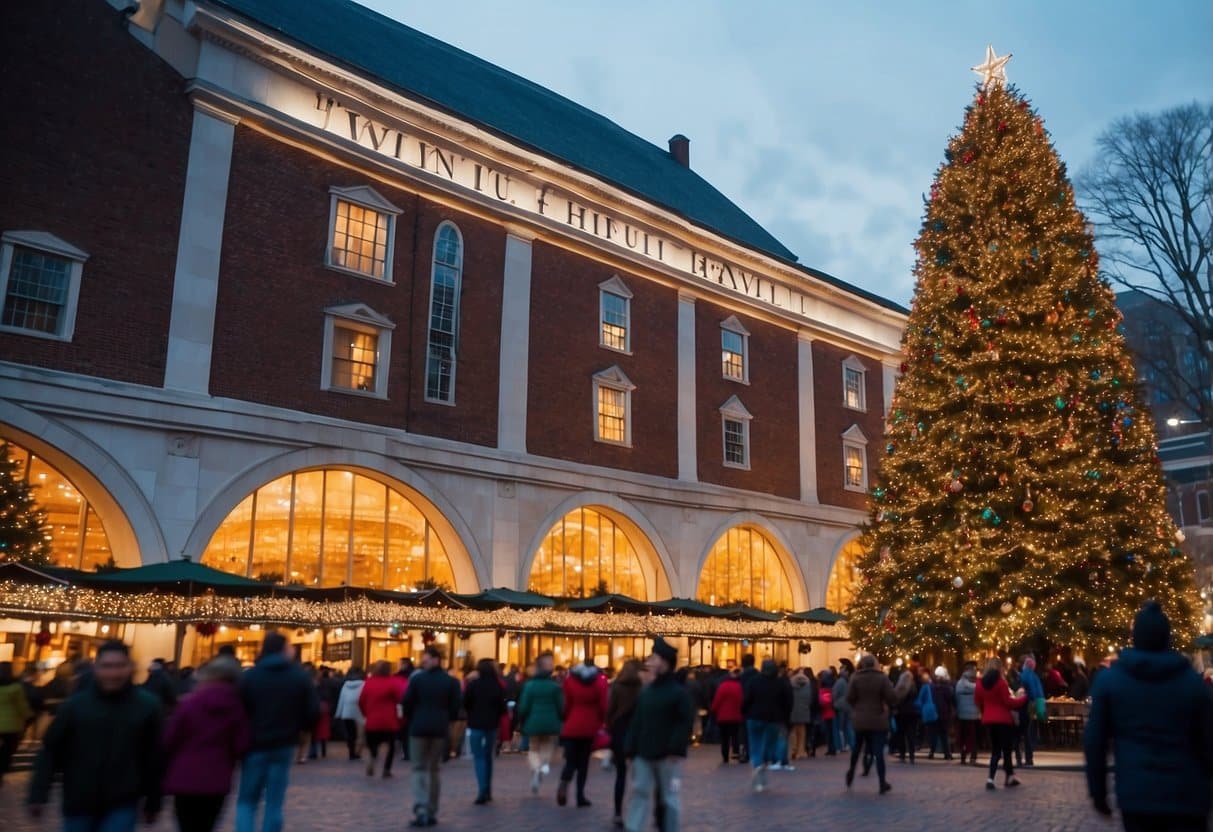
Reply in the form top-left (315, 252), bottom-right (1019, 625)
top-left (28, 640), bottom-right (163, 830)
top-left (517, 651), bottom-right (563, 795)
top-left (0, 661), bottom-right (33, 786)
top-left (624, 637), bottom-right (693, 832)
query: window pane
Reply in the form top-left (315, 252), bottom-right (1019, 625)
top-left (597, 386), bottom-right (627, 443)
top-left (527, 508), bottom-right (649, 599)
top-left (844, 368), bottom-right (864, 409)
top-left (80, 505), bottom-right (112, 571)
top-left (204, 493), bottom-right (254, 578)
top-left (288, 471), bottom-right (325, 586)
top-left (845, 446), bottom-right (865, 487)
top-left (426, 226), bottom-right (462, 402)
top-left (386, 489), bottom-right (426, 591)
top-left (321, 470), bottom-right (354, 586)
top-left (601, 292), bottom-right (628, 350)
top-left (426, 526), bottom-right (455, 589)
top-left (721, 330), bottom-right (745, 379)
top-left (350, 476), bottom-right (387, 589)
top-left (249, 474), bottom-right (292, 583)
top-left (3, 246), bottom-right (70, 334)
top-left (331, 326), bottom-right (378, 392)
top-left (696, 526), bottom-right (793, 612)
top-left (724, 418), bottom-right (747, 465)
top-left (331, 200), bottom-right (389, 278)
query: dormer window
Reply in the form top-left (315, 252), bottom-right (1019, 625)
top-left (326, 186), bottom-right (401, 281)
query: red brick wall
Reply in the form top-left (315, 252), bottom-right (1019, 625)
top-left (210, 126), bottom-right (502, 444)
top-left (0, 0), bottom-right (190, 385)
top-left (695, 302), bottom-right (800, 499)
top-left (813, 341), bottom-right (886, 509)
top-left (526, 242), bottom-right (678, 477)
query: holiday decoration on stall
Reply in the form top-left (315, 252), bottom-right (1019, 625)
top-left (0, 443), bottom-right (53, 566)
top-left (194, 621), bottom-right (219, 637)
top-left (846, 48), bottom-right (1201, 658)
top-left (34, 626), bottom-right (52, 647)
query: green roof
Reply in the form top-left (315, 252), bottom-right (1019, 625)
top-left (789, 607), bottom-right (846, 624)
top-left (566, 593), bottom-right (651, 615)
top-left (460, 588), bottom-right (556, 609)
top-left (87, 559), bottom-right (264, 595)
top-left (211, 0), bottom-right (798, 263)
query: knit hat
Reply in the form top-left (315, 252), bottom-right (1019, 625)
top-left (1131, 601), bottom-right (1171, 652)
top-left (651, 637), bottom-right (678, 667)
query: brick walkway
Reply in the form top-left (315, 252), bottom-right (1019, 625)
top-left (1, 746), bottom-right (1116, 831)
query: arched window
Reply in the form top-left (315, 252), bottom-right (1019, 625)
top-left (825, 538), bottom-right (864, 613)
top-left (201, 468), bottom-right (455, 590)
top-left (696, 526), bottom-right (794, 612)
top-left (425, 222), bottom-right (462, 404)
top-left (0, 441), bottom-right (112, 569)
top-left (528, 507), bottom-right (648, 599)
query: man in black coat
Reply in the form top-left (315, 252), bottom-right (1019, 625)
top-left (623, 637), bottom-right (692, 832)
top-left (742, 658), bottom-right (792, 793)
top-left (402, 645), bottom-right (461, 828)
top-left (1085, 602), bottom-right (1213, 831)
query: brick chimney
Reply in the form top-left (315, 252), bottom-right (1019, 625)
top-left (668, 134), bottom-right (690, 168)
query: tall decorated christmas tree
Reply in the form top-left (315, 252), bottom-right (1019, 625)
top-left (847, 48), bottom-right (1201, 659)
top-left (0, 443), bottom-right (52, 566)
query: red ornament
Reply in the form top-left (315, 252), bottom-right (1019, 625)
top-left (997, 121), bottom-right (1008, 133)
top-left (977, 93), bottom-right (986, 105)
top-left (35, 629), bottom-right (52, 647)
top-left (962, 150), bottom-right (975, 164)
top-left (421, 629), bottom-right (437, 645)
top-left (194, 621), bottom-right (219, 637)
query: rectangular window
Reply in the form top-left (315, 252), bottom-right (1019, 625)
top-left (1198, 491), bottom-right (1211, 524)
top-left (597, 386), bottom-right (627, 444)
top-left (722, 330), bottom-right (746, 381)
top-left (2, 246), bottom-right (71, 335)
top-left (723, 418), bottom-right (748, 467)
top-left (330, 325), bottom-right (378, 392)
top-left (601, 291), bottom-right (629, 352)
top-left (844, 444), bottom-right (866, 490)
top-left (844, 367), bottom-right (866, 410)
top-left (330, 199), bottom-right (390, 279)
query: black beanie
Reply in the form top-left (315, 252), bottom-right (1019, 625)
top-left (1131, 601), bottom-right (1171, 652)
top-left (652, 637), bottom-right (677, 667)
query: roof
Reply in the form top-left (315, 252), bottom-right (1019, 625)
top-left (211, 0), bottom-right (795, 263)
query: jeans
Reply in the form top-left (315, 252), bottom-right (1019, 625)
top-left (895, 714), bottom-right (920, 761)
top-left (560, 737), bottom-right (593, 799)
top-left (823, 718), bottom-right (836, 754)
top-left (717, 722), bottom-right (741, 762)
top-left (772, 725), bottom-right (788, 765)
top-left (468, 728), bottom-right (494, 798)
top-left (988, 723), bottom-right (1016, 780)
top-left (409, 736), bottom-right (446, 819)
top-left (342, 719), bottom-right (363, 759)
top-left (173, 794), bottom-right (227, 832)
top-left (626, 757), bottom-right (682, 832)
top-left (833, 711), bottom-right (853, 751)
top-left (848, 730), bottom-right (888, 785)
top-left (927, 720), bottom-right (951, 756)
top-left (62, 806), bottom-right (137, 832)
top-left (612, 751), bottom-right (628, 816)
top-left (1016, 708), bottom-right (1036, 763)
top-left (235, 746), bottom-right (294, 832)
top-left (745, 720), bottom-right (780, 769)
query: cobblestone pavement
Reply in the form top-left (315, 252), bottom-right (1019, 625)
top-left (1, 746), bottom-right (1121, 831)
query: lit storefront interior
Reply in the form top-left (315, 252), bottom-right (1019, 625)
top-left (825, 539), bottom-right (864, 614)
top-left (527, 507), bottom-right (650, 599)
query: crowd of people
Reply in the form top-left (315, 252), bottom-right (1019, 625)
top-left (0, 601), bottom-right (1209, 832)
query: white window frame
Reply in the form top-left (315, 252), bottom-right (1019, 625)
top-left (719, 395), bottom-right (753, 470)
top-left (424, 221), bottom-right (463, 405)
top-left (842, 354), bottom-right (867, 412)
top-left (592, 365), bottom-right (635, 447)
top-left (0, 231), bottom-right (88, 342)
top-left (1198, 490), bottom-right (1211, 524)
top-left (842, 424), bottom-right (869, 492)
top-left (325, 185), bottom-right (402, 283)
top-left (720, 315), bottom-right (750, 383)
top-left (320, 303), bottom-right (395, 399)
top-left (598, 275), bottom-right (633, 354)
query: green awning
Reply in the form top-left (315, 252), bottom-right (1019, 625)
top-left (459, 587), bottom-right (556, 609)
top-left (87, 559), bottom-right (265, 595)
top-left (718, 604), bottom-right (783, 622)
top-left (648, 597), bottom-right (731, 618)
top-left (788, 607), bottom-right (846, 625)
top-left (566, 593), bottom-right (651, 614)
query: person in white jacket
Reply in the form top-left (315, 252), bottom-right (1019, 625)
top-left (334, 667), bottom-right (366, 760)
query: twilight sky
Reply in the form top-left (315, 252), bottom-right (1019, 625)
top-left (363, 0), bottom-right (1212, 305)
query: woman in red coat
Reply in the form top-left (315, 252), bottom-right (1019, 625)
top-left (358, 661), bottom-right (407, 778)
top-left (558, 659), bottom-right (608, 807)
top-left (711, 669), bottom-right (744, 763)
top-left (162, 655), bottom-right (250, 832)
top-left (974, 658), bottom-right (1027, 791)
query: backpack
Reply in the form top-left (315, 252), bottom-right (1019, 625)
top-left (917, 681), bottom-right (938, 723)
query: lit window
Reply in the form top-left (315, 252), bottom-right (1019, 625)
top-left (326, 186), bottom-right (400, 281)
top-left (0, 231), bottom-right (87, 341)
top-left (696, 526), bottom-right (794, 612)
top-left (527, 507), bottom-right (650, 599)
top-left (842, 424), bottom-right (868, 491)
top-left (599, 275), bottom-right (632, 353)
top-left (720, 315), bottom-right (750, 382)
top-left (425, 223), bottom-right (462, 404)
top-left (321, 304), bottom-right (394, 398)
top-left (843, 355), bottom-right (867, 411)
top-left (720, 395), bottom-right (753, 469)
top-left (1199, 491), bottom-right (1211, 524)
top-left (593, 366), bottom-right (635, 446)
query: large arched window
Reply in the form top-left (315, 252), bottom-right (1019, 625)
top-left (202, 469), bottom-right (454, 590)
top-left (825, 538), bottom-right (864, 613)
top-left (696, 526), bottom-right (794, 612)
top-left (424, 222), bottom-right (462, 404)
top-left (528, 507), bottom-right (648, 599)
top-left (1, 441), bottom-right (113, 569)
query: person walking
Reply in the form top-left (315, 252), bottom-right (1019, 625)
top-left (235, 632), bottom-right (319, 832)
top-left (463, 658), bottom-right (506, 805)
top-left (975, 657), bottom-right (1026, 791)
top-left (818, 668), bottom-right (837, 756)
top-left (954, 661), bottom-right (981, 766)
top-left (1015, 654), bottom-right (1045, 767)
top-left (1069, 661), bottom-right (1090, 702)
top-left (359, 661), bottom-right (407, 779)
top-left (518, 651), bottom-right (563, 796)
top-left (623, 638), bottom-right (693, 832)
top-left (1085, 601), bottom-right (1213, 831)
top-left (741, 659), bottom-right (791, 793)
top-left (0, 661), bottom-right (33, 788)
top-left (709, 668), bottom-right (743, 765)
top-left (558, 658), bottom-right (607, 807)
top-left (606, 660), bottom-right (642, 827)
top-left (788, 669), bottom-right (813, 762)
top-left (28, 640), bottom-right (163, 830)
top-left (893, 668), bottom-right (920, 763)
top-left (844, 654), bottom-right (896, 794)
top-left (333, 667), bottom-right (365, 761)
top-left (400, 645), bottom-right (461, 828)
top-left (927, 667), bottom-right (955, 760)
top-left (162, 656), bottom-right (249, 832)
top-left (832, 662), bottom-right (853, 754)
top-left (142, 659), bottom-right (178, 716)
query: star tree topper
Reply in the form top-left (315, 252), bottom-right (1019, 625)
top-left (972, 44), bottom-right (1012, 89)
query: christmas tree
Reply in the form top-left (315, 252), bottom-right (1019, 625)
top-left (847, 49), bottom-right (1201, 659)
top-left (0, 443), bottom-right (52, 566)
